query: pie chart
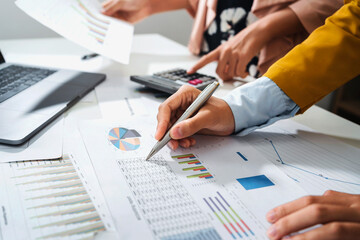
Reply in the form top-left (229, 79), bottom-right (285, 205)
top-left (108, 128), bottom-right (141, 151)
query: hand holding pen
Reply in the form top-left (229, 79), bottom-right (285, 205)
top-left (147, 82), bottom-right (235, 160)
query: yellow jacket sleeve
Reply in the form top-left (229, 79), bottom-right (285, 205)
top-left (264, 0), bottom-right (360, 113)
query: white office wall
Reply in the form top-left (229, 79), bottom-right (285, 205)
top-left (0, 0), bottom-right (193, 46)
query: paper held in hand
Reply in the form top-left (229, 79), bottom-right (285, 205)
top-left (16, 0), bottom-right (134, 64)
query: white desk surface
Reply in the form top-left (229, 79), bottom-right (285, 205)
top-left (1, 34), bottom-right (359, 148)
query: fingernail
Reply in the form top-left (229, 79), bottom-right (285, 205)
top-left (267, 225), bottom-right (277, 238)
top-left (168, 142), bottom-right (174, 150)
top-left (172, 126), bottom-right (182, 139)
top-left (266, 210), bottom-right (277, 223)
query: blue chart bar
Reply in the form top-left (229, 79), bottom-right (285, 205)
top-left (236, 175), bottom-right (274, 190)
top-left (236, 152), bottom-right (247, 161)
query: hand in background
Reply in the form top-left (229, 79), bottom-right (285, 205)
top-left (188, 7), bottom-right (305, 81)
top-left (155, 85), bottom-right (235, 150)
top-left (102, 0), bottom-right (152, 23)
top-left (188, 22), bottom-right (265, 81)
top-left (102, 0), bottom-right (190, 24)
top-left (266, 190), bottom-right (360, 240)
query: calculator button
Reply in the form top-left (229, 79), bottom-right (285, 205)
top-left (198, 77), bottom-right (210, 81)
top-left (179, 78), bottom-right (189, 82)
top-left (188, 80), bottom-right (197, 85)
top-left (167, 76), bottom-right (177, 80)
top-left (175, 80), bottom-right (187, 85)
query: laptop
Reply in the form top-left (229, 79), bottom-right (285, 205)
top-left (0, 50), bottom-right (105, 145)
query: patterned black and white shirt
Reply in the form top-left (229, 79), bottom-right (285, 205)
top-left (201, 1), bottom-right (258, 77)
top-left (201, 0), bottom-right (253, 55)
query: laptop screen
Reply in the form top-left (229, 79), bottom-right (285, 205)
top-left (0, 51), bottom-right (5, 64)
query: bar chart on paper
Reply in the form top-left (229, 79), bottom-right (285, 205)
top-left (236, 175), bottom-right (275, 191)
top-left (172, 153), bottom-right (214, 180)
top-left (204, 191), bottom-right (255, 239)
top-left (72, 0), bottom-right (110, 45)
top-left (0, 156), bottom-right (105, 240)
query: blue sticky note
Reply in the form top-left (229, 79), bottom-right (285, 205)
top-left (236, 175), bottom-right (274, 190)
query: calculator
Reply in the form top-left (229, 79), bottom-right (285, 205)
top-left (130, 68), bottom-right (218, 94)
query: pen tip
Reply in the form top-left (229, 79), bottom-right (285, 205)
top-left (145, 150), bottom-right (156, 161)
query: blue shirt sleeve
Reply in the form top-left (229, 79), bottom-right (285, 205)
top-left (222, 76), bottom-right (300, 136)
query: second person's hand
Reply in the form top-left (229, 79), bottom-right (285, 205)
top-left (187, 7), bottom-right (304, 81)
top-left (266, 190), bottom-right (360, 240)
top-left (102, 0), bottom-right (191, 24)
top-left (155, 85), bottom-right (235, 150)
top-left (187, 21), bottom-right (266, 81)
top-left (102, 0), bottom-right (152, 23)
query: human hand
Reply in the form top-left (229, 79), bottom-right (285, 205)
top-left (155, 85), bottom-right (235, 150)
top-left (266, 190), bottom-right (360, 240)
top-left (188, 22), bottom-right (266, 81)
top-left (102, 0), bottom-right (152, 23)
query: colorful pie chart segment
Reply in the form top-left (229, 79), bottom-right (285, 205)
top-left (108, 128), bottom-right (141, 151)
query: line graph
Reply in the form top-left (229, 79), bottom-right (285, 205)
top-left (241, 123), bottom-right (360, 195)
top-left (266, 138), bottom-right (360, 186)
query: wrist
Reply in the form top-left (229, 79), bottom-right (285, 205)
top-left (253, 7), bottom-right (304, 42)
top-left (220, 99), bottom-right (236, 135)
top-left (147, 0), bottom-right (162, 15)
top-left (150, 0), bottom-right (190, 15)
top-left (251, 17), bottom-right (275, 44)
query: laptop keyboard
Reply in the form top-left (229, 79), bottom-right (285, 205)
top-left (0, 65), bottom-right (56, 103)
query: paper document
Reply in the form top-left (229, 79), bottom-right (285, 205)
top-left (79, 117), bottom-right (307, 239)
top-left (98, 96), bottom-right (150, 120)
top-left (64, 124), bottom-right (116, 232)
top-left (0, 155), bottom-right (110, 240)
top-left (242, 119), bottom-right (360, 195)
top-left (16, 0), bottom-right (134, 64)
top-left (0, 118), bottom-right (64, 162)
top-left (95, 78), bottom-right (162, 120)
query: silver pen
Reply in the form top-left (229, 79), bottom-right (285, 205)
top-left (145, 81), bottom-right (220, 160)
